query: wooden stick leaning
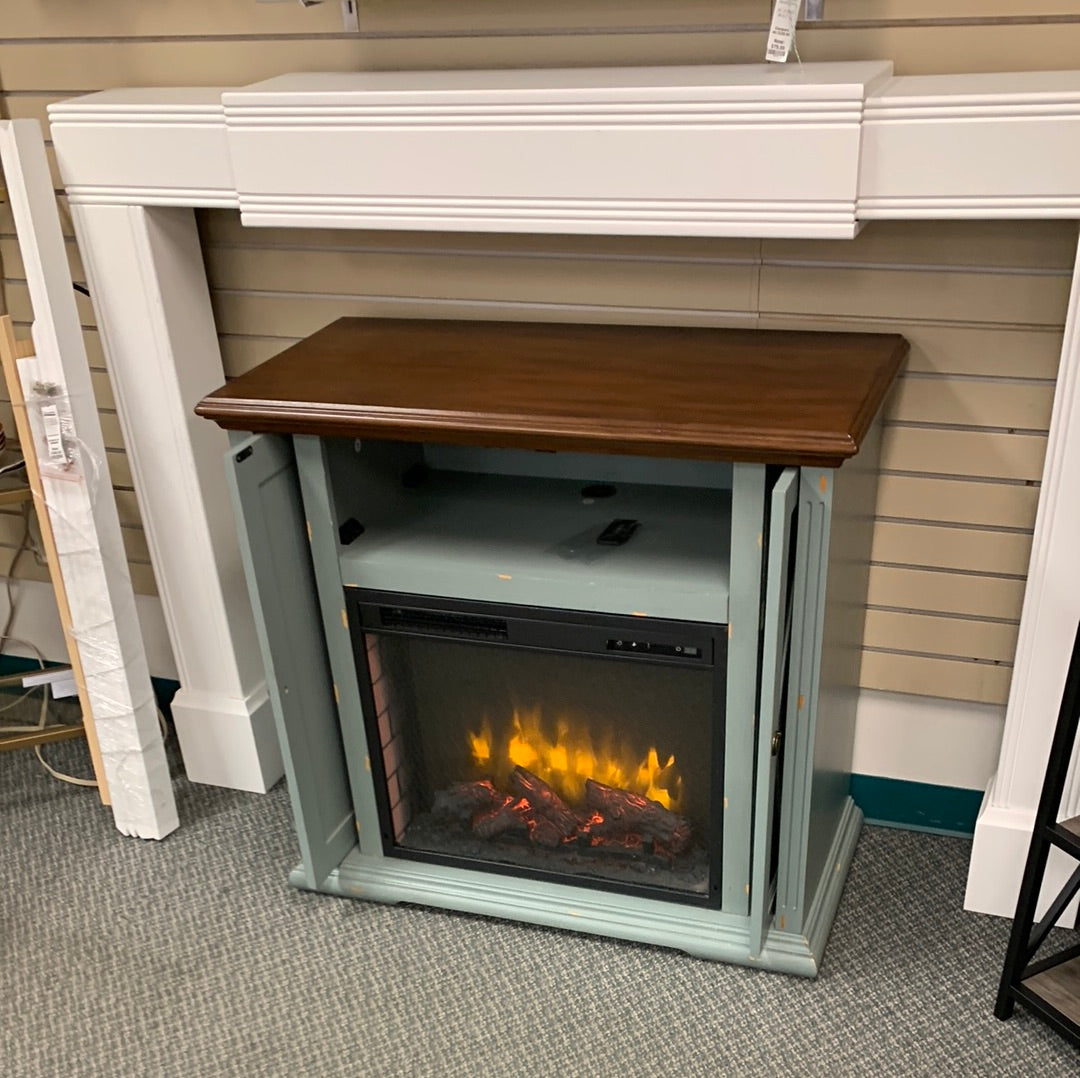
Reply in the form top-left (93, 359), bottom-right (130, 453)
top-left (0, 315), bottom-right (110, 798)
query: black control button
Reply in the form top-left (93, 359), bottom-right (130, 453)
top-left (596, 519), bottom-right (640, 546)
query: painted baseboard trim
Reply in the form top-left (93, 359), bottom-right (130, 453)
top-left (851, 773), bottom-right (983, 837)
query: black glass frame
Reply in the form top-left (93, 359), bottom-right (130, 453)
top-left (346, 588), bottom-right (728, 908)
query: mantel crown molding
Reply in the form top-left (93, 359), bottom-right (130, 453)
top-left (50, 61), bottom-right (895, 238)
top-left (48, 62), bottom-right (1080, 230)
top-left (220, 62), bottom-right (893, 238)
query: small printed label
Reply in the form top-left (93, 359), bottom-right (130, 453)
top-left (766, 0), bottom-right (800, 64)
top-left (40, 403), bottom-right (67, 463)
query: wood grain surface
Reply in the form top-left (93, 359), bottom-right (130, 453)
top-left (196, 317), bottom-right (907, 467)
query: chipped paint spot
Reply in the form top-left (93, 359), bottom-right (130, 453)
top-left (723, 797), bottom-right (729, 810)
top-left (744, 883), bottom-right (750, 895)
top-left (333, 683), bottom-right (340, 704)
top-left (306, 520), bottom-right (312, 543)
top-left (364, 755), bottom-right (371, 772)
top-left (819, 475), bottom-right (828, 494)
top-left (779, 915), bottom-right (786, 931)
top-left (631, 611), bottom-right (647, 617)
top-left (798, 693), bottom-right (806, 711)
top-left (355, 819), bottom-right (361, 833)
top-left (341, 608), bottom-right (349, 630)
top-left (728, 623), bottom-right (733, 640)
top-left (497, 573), bottom-right (512, 581)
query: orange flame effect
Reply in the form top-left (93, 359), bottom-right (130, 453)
top-left (468, 707), bottom-right (682, 811)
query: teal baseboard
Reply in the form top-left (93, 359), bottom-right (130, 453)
top-left (0, 654), bottom-right (180, 720)
top-left (850, 774), bottom-right (982, 837)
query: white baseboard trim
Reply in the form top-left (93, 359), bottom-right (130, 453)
top-left (966, 778), bottom-right (1079, 922)
top-left (171, 684), bottom-right (282, 793)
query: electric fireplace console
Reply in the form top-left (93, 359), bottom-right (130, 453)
top-left (197, 317), bottom-right (906, 976)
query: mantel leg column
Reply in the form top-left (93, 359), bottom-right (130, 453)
top-left (966, 231), bottom-right (1080, 918)
top-left (71, 203), bottom-right (282, 792)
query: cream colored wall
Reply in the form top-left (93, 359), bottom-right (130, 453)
top-left (1, 1), bottom-right (1078, 707)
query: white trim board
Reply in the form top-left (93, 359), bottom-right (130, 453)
top-left (43, 62), bottom-right (1080, 914)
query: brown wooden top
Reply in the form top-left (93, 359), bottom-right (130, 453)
top-left (196, 318), bottom-right (908, 467)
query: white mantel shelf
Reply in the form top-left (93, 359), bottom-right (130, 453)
top-left (44, 62), bottom-right (1080, 919)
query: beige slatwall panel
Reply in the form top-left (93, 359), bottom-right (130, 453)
top-left (1, 3), bottom-right (1078, 677)
top-left (197, 210), bottom-right (1075, 704)
top-left (764, 221), bottom-right (1073, 704)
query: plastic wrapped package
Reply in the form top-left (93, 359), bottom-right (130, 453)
top-left (16, 376), bottom-right (179, 838)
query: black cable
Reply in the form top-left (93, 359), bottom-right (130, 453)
top-left (72, 283), bottom-right (90, 297)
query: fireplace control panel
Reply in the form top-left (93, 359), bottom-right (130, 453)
top-left (607, 638), bottom-right (703, 660)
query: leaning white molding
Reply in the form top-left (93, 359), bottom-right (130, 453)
top-left (44, 62), bottom-right (1080, 912)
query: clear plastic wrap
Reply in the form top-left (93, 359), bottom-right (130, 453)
top-left (16, 378), bottom-right (178, 838)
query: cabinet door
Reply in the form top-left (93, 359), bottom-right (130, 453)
top-left (226, 432), bottom-right (354, 889)
top-left (749, 466), bottom-right (799, 956)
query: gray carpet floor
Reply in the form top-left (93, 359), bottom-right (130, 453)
top-left (3, 722), bottom-right (1079, 1077)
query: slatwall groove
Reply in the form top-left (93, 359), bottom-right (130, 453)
top-left (887, 422), bottom-right (1050, 436)
top-left (761, 260), bottom-right (1072, 279)
top-left (870, 559), bottom-right (1027, 579)
top-left (904, 372), bottom-right (1055, 386)
top-left (867, 604), bottom-right (1019, 625)
top-left (862, 644), bottom-right (1009, 664)
top-left (874, 516), bottom-right (1033, 535)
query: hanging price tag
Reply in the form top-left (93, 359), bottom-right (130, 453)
top-left (766, 0), bottom-right (801, 64)
top-left (40, 402), bottom-right (69, 464)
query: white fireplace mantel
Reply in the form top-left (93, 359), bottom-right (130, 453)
top-left (43, 61), bottom-right (1080, 917)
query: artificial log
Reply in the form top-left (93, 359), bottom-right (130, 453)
top-left (508, 766), bottom-right (578, 839)
top-left (473, 795), bottom-right (529, 839)
top-left (432, 779), bottom-right (501, 823)
top-left (528, 813), bottom-right (567, 849)
top-left (584, 779), bottom-right (692, 854)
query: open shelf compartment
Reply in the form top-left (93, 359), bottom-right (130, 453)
top-left (334, 448), bottom-right (733, 624)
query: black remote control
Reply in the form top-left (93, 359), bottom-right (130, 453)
top-left (596, 518), bottom-right (640, 546)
